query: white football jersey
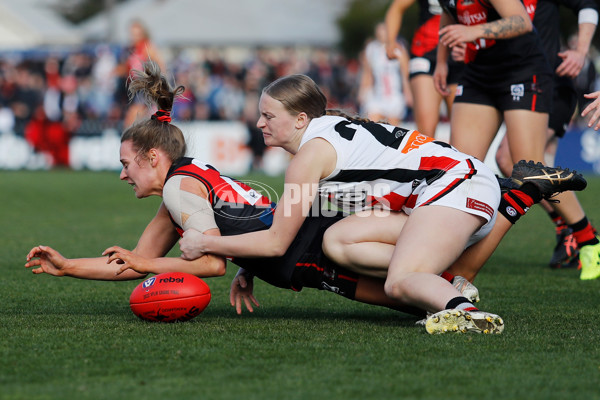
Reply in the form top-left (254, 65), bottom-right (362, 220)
top-left (299, 115), bottom-right (499, 223)
top-left (364, 40), bottom-right (402, 99)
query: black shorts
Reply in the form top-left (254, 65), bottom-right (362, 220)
top-left (233, 213), bottom-right (360, 300)
top-left (409, 49), bottom-right (464, 85)
top-left (454, 64), bottom-right (554, 113)
top-left (550, 76), bottom-right (577, 138)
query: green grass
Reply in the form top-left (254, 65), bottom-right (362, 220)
top-left (2, 170), bottom-right (600, 400)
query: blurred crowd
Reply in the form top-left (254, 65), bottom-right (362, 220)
top-left (1, 35), bottom-right (598, 167)
top-left (0, 42), bottom-right (362, 166)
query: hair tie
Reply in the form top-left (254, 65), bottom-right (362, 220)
top-left (151, 109), bottom-right (171, 123)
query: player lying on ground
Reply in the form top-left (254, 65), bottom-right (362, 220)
top-left (24, 60), bottom-right (425, 317)
top-left (25, 62), bottom-right (585, 333)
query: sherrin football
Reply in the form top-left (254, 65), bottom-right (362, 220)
top-left (130, 272), bottom-right (211, 322)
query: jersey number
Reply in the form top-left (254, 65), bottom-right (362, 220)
top-left (334, 120), bottom-right (409, 150)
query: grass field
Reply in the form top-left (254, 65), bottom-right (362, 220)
top-left (2, 170), bottom-right (600, 400)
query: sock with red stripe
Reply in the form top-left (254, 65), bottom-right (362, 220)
top-left (570, 217), bottom-right (600, 248)
top-left (440, 271), bottom-right (455, 283)
top-left (445, 296), bottom-right (478, 312)
top-left (548, 211), bottom-right (568, 234)
top-left (498, 183), bottom-right (541, 224)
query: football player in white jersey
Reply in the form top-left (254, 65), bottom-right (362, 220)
top-left (359, 22), bottom-right (411, 126)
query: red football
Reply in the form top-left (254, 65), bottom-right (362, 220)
top-left (129, 272), bottom-right (211, 322)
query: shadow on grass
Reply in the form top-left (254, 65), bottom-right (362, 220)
top-left (10, 298), bottom-right (420, 328)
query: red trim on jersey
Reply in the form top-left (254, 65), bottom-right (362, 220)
top-left (295, 262), bottom-right (358, 282)
top-left (532, 75), bottom-right (538, 111)
top-left (522, 0), bottom-right (538, 21)
top-left (422, 159), bottom-right (477, 206)
top-left (297, 262), bottom-right (323, 272)
top-left (169, 162), bottom-right (271, 208)
top-left (372, 192), bottom-right (407, 210)
top-left (411, 15), bottom-right (441, 57)
top-left (419, 156), bottom-right (460, 172)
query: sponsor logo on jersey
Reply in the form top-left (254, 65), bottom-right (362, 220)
top-left (466, 198), bottom-right (494, 218)
top-left (511, 84), bottom-right (525, 101)
top-left (321, 282), bottom-right (344, 296)
top-left (458, 11), bottom-right (488, 26)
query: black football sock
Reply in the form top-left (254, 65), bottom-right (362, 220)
top-left (445, 296), bottom-right (477, 312)
top-left (570, 217), bottom-right (600, 248)
top-left (498, 183), bottom-right (540, 224)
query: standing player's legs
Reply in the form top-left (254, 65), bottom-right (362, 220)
top-left (503, 109), bottom-right (548, 165)
top-left (410, 74), bottom-right (445, 138)
top-left (504, 108), bottom-right (600, 279)
top-left (449, 102), bottom-right (503, 161)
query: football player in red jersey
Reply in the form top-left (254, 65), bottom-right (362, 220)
top-left (435, 0), bottom-right (600, 280)
top-left (385, 0), bottom-right (464, 138)
top-left (494, 0), bottom-right (598, 271)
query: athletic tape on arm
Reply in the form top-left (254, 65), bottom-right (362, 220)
top-left (579, 8), bottom-right (599, 25)
top-left (163, 175), bottom-right (219, 233)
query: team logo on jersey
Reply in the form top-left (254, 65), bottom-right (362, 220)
top-left (142, 276), bottom-right (156, 289)
top-left (455, 85), bottom-right (463, 96)
top-left (505, 206), bottom-right (518, 218)
top-left (511, 84), bottom-right (525, 101)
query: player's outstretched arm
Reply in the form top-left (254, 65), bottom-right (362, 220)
top-left (25, 245), bottom-right (145, 280)
top-left (108, 229), bottom-right (227, 278)
top-left (24, 204), bottom-right (180, 281)
top-left (230, 268), bottom-right (260, 315)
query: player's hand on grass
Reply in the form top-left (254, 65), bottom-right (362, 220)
top-left (25, 245), bottom-right (69, 276)
top-left (103, 246), bottom-right (149, 275)
top-left (582, 91), bottom-right (600, 130)
top-left (179, 229), bottom-right (206, 260)
top-left (230, 271), bottom-right (259, 315)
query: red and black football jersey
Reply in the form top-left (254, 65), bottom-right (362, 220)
top-left (165, 157), bottom-right (275, 237)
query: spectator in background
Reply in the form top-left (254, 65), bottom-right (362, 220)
top-left (359, 22), bottom-right (412, 126)
top-left (25, 105), bottom-right (69, 167)
top-left (116, 19), bottom-right (164, 127)
top-left (90, 45), bottom-right (118, 118)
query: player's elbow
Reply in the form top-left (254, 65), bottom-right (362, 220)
top-left (520, 16), bottom-right (533, 33)
top-left (212, 257), bottom-right (227, 277)
top-left (263, 231), bottom-right (292, 257)
top-left (268, 243), bottom-right (288, 258)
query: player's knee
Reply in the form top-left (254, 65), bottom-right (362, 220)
top-left (384, 278), bottom-right (409, 301)
top-left (322, 228), bottom-right (346, 264)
